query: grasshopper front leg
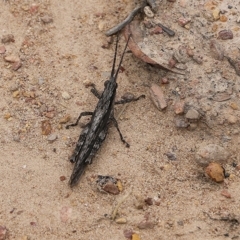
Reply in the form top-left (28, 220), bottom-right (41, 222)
top-left (66, 111), bottom-right (93, 129)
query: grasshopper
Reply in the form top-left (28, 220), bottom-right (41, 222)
top-left (66, 35), bottom-right (144, 187)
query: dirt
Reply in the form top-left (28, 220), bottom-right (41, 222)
top-left (0, 0), bottom-right (240, 239)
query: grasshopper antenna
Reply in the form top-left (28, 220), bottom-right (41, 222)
top-left (114, 34), bottom-right (131, 78)
top-left (110, 33), bottom-right (120, 78)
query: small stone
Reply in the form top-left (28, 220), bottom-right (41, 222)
top-left (41, 15), bottom-right (53, 24)
top-left (4, 113), bottom-right (11, 120)
top-left (62, 91), bottom-right (71, 100)
top-left (135, 195), bottom-right (145, 209)
top-left (0, 46), bottom-right (6, 54)
top-left (220, 15), bottom-right (228, 22)
top-left (98, 21), bottom-right (105, 31)
top-left (145, 197), bottom-right (154, 205)
top-left (218, 30), bottom-right (233, 40)
top-left (168, 58), bottom-right (177, 68)
top-left (102, 182), bottom-right (119, 195)
top-left (212, 8), bottom-right (220, 20)
top-left (192, 55), bottom-right (203, 64)
top-left (196, 144), bottom-right (230, 167)
top-left (144, 6), bottom-right (154, 18)
top-left (96, 175), bottom-right (120, 195)
top-left (45, 111), bottom-right (56, 119)
top-left (83, 79), bottom-right (94, 87)
top-left (150, 26), bottom-right (163, 35)
top-left (132, 233), bottom-right (141, 240)
top-left (12, 90), bottom-right (20, 98)
top-left (185, 109), bottom-right (200, 120)
top-left (47, 133), bottom-right (57, 142)
top-left (1, 34), bottom-right (14, 43)
top-left (229, 102), bottom-right (238, 110)
top-left (161, 77), bottom-right (169, 84)
top-left (237, 16), bottom-right (240, 23)
top-left (174, 116), bottom-right (189, 128)
top-left (60, 176), bottom-right (66, 181)
top-left (221, 189), bottom-right (231, 198)
top-left (178, 17), bottom-right (191, 27)
top-left (117, 180), bottom-right (123, 192)
top-left (12, 61), bottom-right (22, 71)
top-left (0, 226), bottom-right (7, 240)
top-left (186, 48), bottom-right (194, 57)
top-left (149, 84), bottom-right (167, 111)
top-left (210, 40), bottom-right (224, 60)
top-left (41, 120), bottom-right (52, 135)
top-left (227, 115), bottom-right (238, 124)
top-left (59, 114), bottom-right (71, 124)
top-left (4, 55), bottom-right (20, 63)
top-left (175, 63), bottom-right (187, 70)
top-left (115, 218), bottom-right (127, 224)
top-left (20, 236), bottom-right (29, 240)
top-left (123, 229), bottom-right (134, 239)
top-left (174, 100), bottom-right (185, 114)
top-left (138, 220), bottom-right (155, 229)
top-left (205, 162), bottom-right (225, 183)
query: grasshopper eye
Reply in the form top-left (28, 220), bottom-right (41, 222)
top-left (104, 80), bottom-right (109, 87)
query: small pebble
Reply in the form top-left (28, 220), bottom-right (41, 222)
top-left (185, 109), bottom-right (200, 120)
top-left (178, 17), bottom-right (191, 27)
top-left (135, 195), bottom-right (145, 210)
top-left (123, 229), bottom-right (134, 239)
top-left (149, 84), bottom-right (167, 111)
top-left (4, 113), bottom-right (11, 120)
top-left (196, 144), bottom-right (230, 166)
top-left (168, 58), bottom-right (177, 68)
top-left (138, 220), bottom-right (155, 229)
top-left (47, 133), bottom-right (57, 142)
top-left (205, 162), bottom-right (225, 183)
top-left (12, 61), bottom-right (22, 71)
top-left (174, 116), bottom-right (189, 128)
top-left (41, 120), bottom-right (52, 135)
top-left (0, 46), bottom-right (6, 54)
top-left (218, 30), bottom-right (233, 40)
top-left (4, 55), bottom-right (20, 63)
top-left (150, 26), bottom-right (163, 35)
top-left (174, 100), bottom-right (185, 114)
top-left (132, 233), bottom-right (141, 240)
top-left (59, 114), bottom-right (71, 124)
top-left (60, 176), bottom-right (66, 181)
top-left (98, 21), bottom-right (105, 31)
top-left (144, 6), bottom-right (154, 18)
top-left (229, 102), bottom-right (238, 110)
top-left (115, 218), bottom-right (127, 224)
top-left (0, 226), bottom-right (7, 240)
top-left (161, 77), bottom-right (169, 84)
top-left (62, 91), bottom-right (71, 100)
top-left (220, 15), bottom-right (227, 22)
top-left (1, 34), bottom-right (14, 43)
top-left (192, 55), bottom-right (203, 64)
top-left (210, 40), bottom-right (224, 60)
top-left (41, 15), bottom-right (53, 24)
top-left (227, 115), bottom-right (238, 124)
top-left (12, 90), bottom-right (20, 98)
top-left (145, 197), bottom-right (154, 205)
top-left (212, 8), bottom-right (220, 20)
top-left (221, 189), bottom-right (231, 198)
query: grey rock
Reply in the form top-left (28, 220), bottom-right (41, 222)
top-left (185, 109), bottom-right (200, 120)
top-left (47, 133), bottom-right (58, 142)
top-left (196, 144), bottom-right (230, 166)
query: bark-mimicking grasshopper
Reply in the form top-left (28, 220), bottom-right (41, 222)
top-left (66, 35), bottom-right (145, 187)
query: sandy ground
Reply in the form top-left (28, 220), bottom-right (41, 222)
top-left (0, 0), bottom-right (240, 239)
